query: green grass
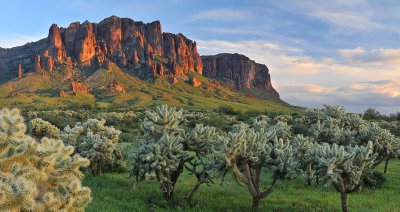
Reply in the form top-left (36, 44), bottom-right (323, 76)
top-left (83, 160), bottom-right (400, 211)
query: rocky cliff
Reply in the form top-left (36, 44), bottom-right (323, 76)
top-left (0, 16), bottom-right (281, 102)
top-left (0, 16), bottom-right (202, 82)
top-left (201, 53), bottom-right (279, 98)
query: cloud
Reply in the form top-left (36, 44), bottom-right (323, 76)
top-left (191, 9), bottom-right (253, 22)
top-left (338, 47), bottom-right (400, 64)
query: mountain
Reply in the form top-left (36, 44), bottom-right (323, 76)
top-left (202, 53), bottom-right (279, 99)
top-left (0, 16), bottom-right (290, 112)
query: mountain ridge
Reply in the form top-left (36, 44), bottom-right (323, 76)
top-left (0, 16), bottom-right (284, 108)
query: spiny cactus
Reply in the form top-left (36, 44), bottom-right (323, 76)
top-left (130, 133), bottom-right (188, 200)
top-left (61, 118), bottom-right (123, 175)
top-left (141, 104), bottom-right (183, 138)
top-left (0, 108), bottom-right (91, 211)
top-left (28, 117), bottom-right (60, 139)
top-left (308, 142), bottom-right (376, 212)
top-left (358, 122), bottom-right (399, 173)
top-left (216, 127), bottom-right (298, 210)
top-left (291, 135), bottom-right (316, 185)
top-left (130, 105), bottom-right (218, 201)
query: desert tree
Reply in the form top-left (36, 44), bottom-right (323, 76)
top-left (0, 108), bottom-right (91, 211)
top-left (308, 142), bottom-right (376, 212)
top-left (215, 127), bottom-right (298, 210)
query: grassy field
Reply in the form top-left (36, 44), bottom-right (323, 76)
top-left (83, 159), bottom-right (400, 211)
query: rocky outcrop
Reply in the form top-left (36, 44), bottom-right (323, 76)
top-left (108, 80), bottom-right (125, 93)
top-left (71, 82), bottom-right (89, 94)
top-left (0, 16), bottom-right (203, 82)
top-left (191, 77), bottom-right (202, 87)
top-left (201, 53), bottom-right (279, 98)
top-left (59, 90), bottom-right (68, 97)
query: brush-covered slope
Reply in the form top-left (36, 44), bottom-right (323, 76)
top-left (0, 64), bottom-right (294, 113)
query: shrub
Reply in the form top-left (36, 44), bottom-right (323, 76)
top-left (28, 118), bottom-right (60, 139)
top-left (0, 108), bottom-right (91, 211)
top-left (61, 119), bottom-right (123, 175)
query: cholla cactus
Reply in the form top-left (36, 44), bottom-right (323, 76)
top-left (0, 108), bottom-right (91, 211)
top-left (308, 141), bottom-right (376, 212)
top-left (130, 134), bottom-right (188, 200)
top-left (292, 135), bottom-right (315, 185)
top-left (61, 118), bottom-right (123, 175)
top-left (268, 121), bottom-right (292, 140)
top-left (130, 105), bottom-right (218, 201)
top-left (216, 127), bottom-right (298, 210)
top-left (184, 124), bottom-right (216, 153)
top-left (141, 105), bottom-right (183, 138)
top-left (358, 122), bottom-right (399, 173)
top-left (28, 118), bottom-right (60, 139)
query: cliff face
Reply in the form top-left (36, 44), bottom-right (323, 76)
top-left (47, 16), bottom-right (202, 76)
top-left (201, 53), bottom-right (279, 98)
top-left (0, 16), bottom-right (202, 82)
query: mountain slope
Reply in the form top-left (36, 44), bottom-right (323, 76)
top-left (0, 64), bottom-right (294, 113)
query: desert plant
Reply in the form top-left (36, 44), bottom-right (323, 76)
top-left (28, 117), bottom-right (60, 139)
top-left (130, 105), bottom-right (218, 201)
top-left (308, 142), bottom-right (376, 212)
top-left (215, 127), bottom-right (298, 210)
top-left (61, 118), bottom-right (123, 175)
top-left (0, 108), bottom-right (91, 211)
top-left (358, 122), bottom-right (399, 173)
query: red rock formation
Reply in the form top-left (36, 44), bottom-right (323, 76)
top-left (170, 77), bottom-right (179, 84)
top-left (47, 24), bottom-right (65, 61)
top-left (191, 77), bottom-right (201, 87)
top-left (71, 82), bottom-right (89, 94)
top-left (59, 90), bottom-right (68, 97)
top-left (202, 53), bottom-right (279, 98)
top-left (163, 33), bottom-right (202, 75)
top-left (35, 55), bottom-right (42, 72)
top-left (0, 16), bottom-right (206, 83)
top-left (74, 21), bottom-right (97, 64)
top-left (18, 63), bottom-right (22, 78)
top-left (108, 80), bottom-right (125, 93)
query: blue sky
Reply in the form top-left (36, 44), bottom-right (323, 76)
top-left (1, 0), bottom-right (399, 114)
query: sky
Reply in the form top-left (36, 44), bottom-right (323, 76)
top-left (0, 0), bottom-right (399, 114)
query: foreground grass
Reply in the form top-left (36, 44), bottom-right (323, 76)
top-left (83, 160), bottom-right (400, 211)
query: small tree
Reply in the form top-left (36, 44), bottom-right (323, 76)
top-left (216, 128), bottom-right (298, 210)
top-left (61, 118), bottom-right (123, 175)
top-left (0, 108), bottom-right (91, 211)
top-left (308, 142), bottom-right (376, 212)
